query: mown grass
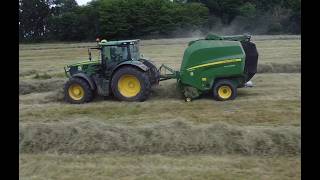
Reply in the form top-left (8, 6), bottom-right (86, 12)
top-left (19, 98), bottom-right (300, 126)
top-left (20, 154), bottom-right (300, 180)
top-left (19, 35), bottom-right (301, 179)
top-left (19, 120), bottom-right (300, 155)
top-left (19, 73), bottom-right (300, 126)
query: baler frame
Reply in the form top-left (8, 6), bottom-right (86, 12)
top-left (158, 64), bottom-right (179, 81)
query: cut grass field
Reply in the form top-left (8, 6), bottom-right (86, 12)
top-left (19, 74), bottom-right (300, 126)
top-left (20, 154), bottom-right (300, 180)
top-left (19, 35), bottom-right (301, 179)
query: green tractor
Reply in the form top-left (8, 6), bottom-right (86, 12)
top-left (63, 34), bottom-right (258, 103)
top-left (64, 39), bottom-right (159, 103)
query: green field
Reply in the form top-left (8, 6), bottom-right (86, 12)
top-left (19, 35), bottom-right (301, 179)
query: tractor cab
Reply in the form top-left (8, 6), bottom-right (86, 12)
top-left (94, 39), bottom-right (143, 77)
top-left (98, 39), bottom-right (140, 66)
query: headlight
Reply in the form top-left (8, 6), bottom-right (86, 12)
top-left (65, 66), bottom-right (70, 71)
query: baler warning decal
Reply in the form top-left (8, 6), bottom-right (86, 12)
top-left (187, 58), bottom-right (241, 71)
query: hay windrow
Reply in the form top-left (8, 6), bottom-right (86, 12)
top-left (150, 80), bottom-right (183, 99)
top-left (257, 63), bottom-right (300, 73)
top-left (19, 89), bottom-right (65, 104)
top-left (19, 70), bottom-right (38, 77)
top-left (19, 78), bottom-right (65, 95)
top-left (19, 120), bottom-right (300, 155)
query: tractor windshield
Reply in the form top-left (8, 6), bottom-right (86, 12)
top-left (102, 46), bottom-right (128, 62)
top-left (129, 43), bottom-right (140, 61)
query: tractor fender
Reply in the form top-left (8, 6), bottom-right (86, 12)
top-left (111, 60), bottom-right (149, 76)
top-left (72, 73), bottom-right (96, 90)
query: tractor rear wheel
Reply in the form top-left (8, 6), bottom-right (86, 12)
top-left (64, 77), bottom-right (93, 104)
top-left (111, 67), bottom-right (151, 101)
top-left (213, 79), bottom-right (237, 101)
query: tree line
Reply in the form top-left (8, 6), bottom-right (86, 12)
top-left (19, 0), bottom-right (300, 42)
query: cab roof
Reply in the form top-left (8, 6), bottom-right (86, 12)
top-left (99, 39), bottom-right (140, 46)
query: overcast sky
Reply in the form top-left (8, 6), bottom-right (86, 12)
top-left (76, 0), bottom-right (91, 6)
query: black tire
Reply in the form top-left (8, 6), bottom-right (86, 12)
top-left (64, 77), bottom-right (93, 104)
top-left (140, 59), bottom-right (160, 85)
top-left (213, 79), bottom-right (237, 101)
top-left (111, 66), bottom-right (151, 101)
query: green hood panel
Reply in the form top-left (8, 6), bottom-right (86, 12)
top-left (67, 60), bottom-right (101, 67)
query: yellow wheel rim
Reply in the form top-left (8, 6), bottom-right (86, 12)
top-left (68, 84), bottom-right (85, 100)
top-left (118, 75), bottom-right (141, 98)
top-left (218, 85), bottom-right (232, 99)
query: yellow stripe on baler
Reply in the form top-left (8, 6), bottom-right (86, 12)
top-left (187, 58), bottom-right (242, 71)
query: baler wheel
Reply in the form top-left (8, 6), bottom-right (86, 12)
top-left (111, 67), bottom-right (151, 101)
top-left (64, 77), bottom-right (93, 104)
top-left (213, 80), bottom-right (237, 101)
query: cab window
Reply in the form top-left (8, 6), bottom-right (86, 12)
top-left (129, 43), bottom-right (140, 61)
top-left (103, 46), bottom-right (111, 61)
top-left (103, 46), bottom-right (129, 62)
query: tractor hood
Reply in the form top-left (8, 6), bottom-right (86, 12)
top-left (64, 59), bottom-right (101, 77)
top-left (67, 59), bottom-right (101, 67)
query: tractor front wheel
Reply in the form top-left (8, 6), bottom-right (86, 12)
top-left (213, 80), bottom-right (237, 101)
top-left (64, 77), bottom-right (93, 104)
top-left (111, 67), bottom-right (151, 101)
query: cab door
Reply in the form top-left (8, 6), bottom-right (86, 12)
top-left (102, 45), bottom-right (130, 74)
